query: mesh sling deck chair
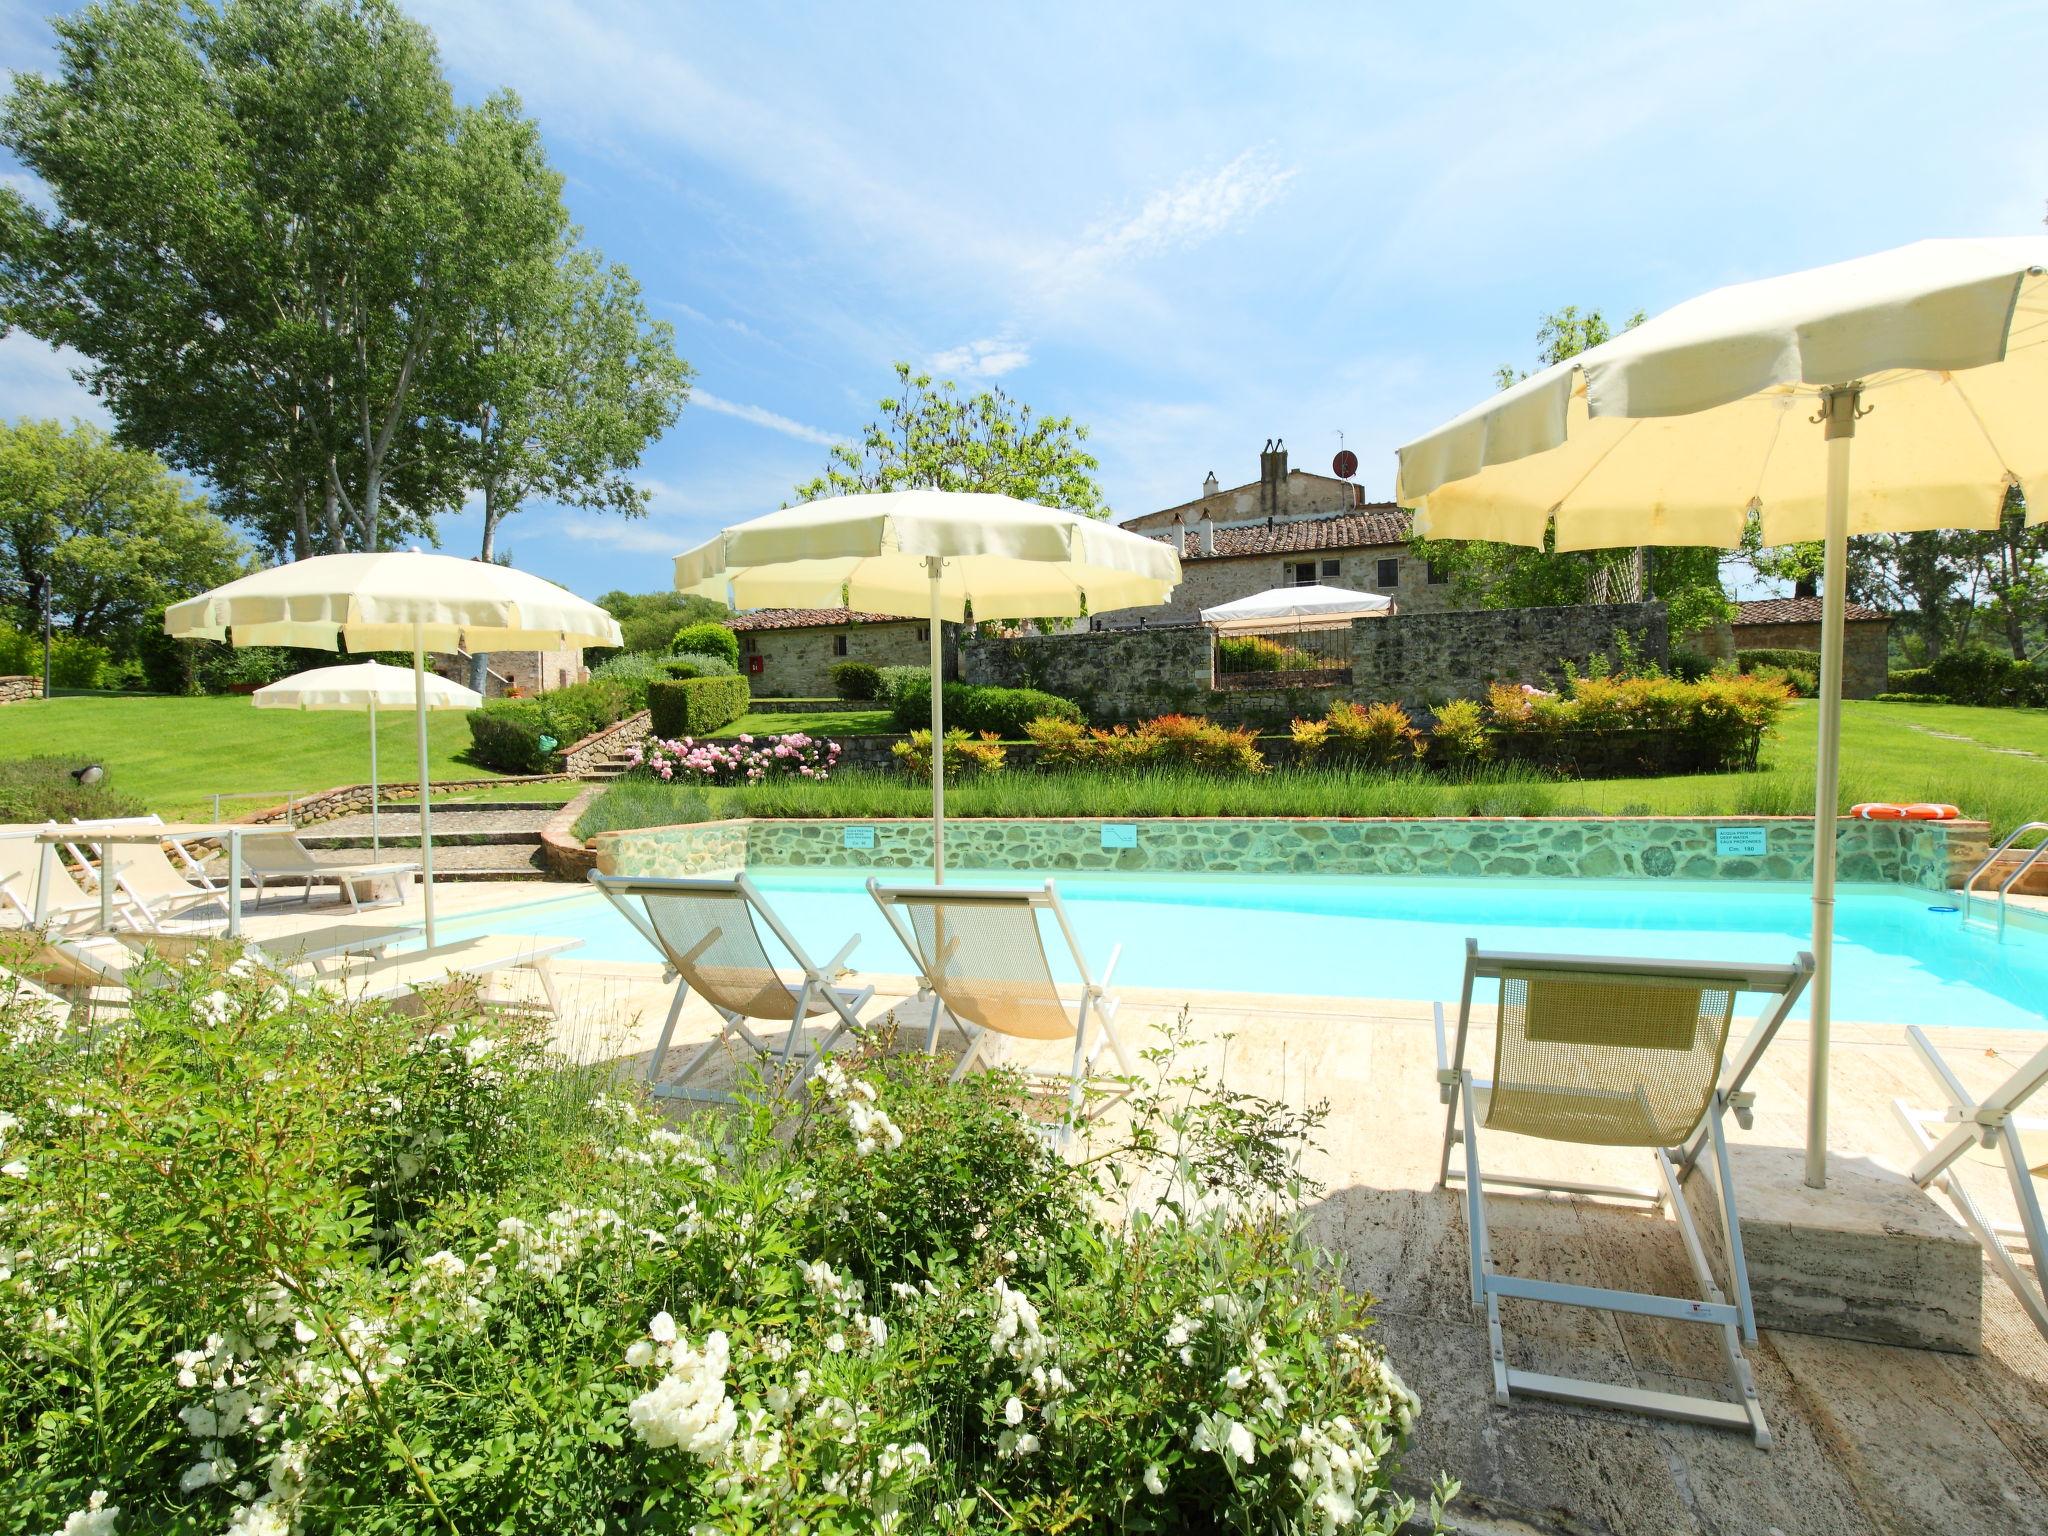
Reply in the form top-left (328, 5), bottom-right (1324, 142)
top-left (592, 873), bottom-right (876, 1103)
top-left (1435, 940), bottom-right (1814, 1447)
top-left (867, 879), bottom-right (1137, 1127)
top-left (0, 832), bottom-right (114, 932)
top-left (63, 819), bottom-right (222, 931)
top-left (239, 832), bottom-right (418, 914)
top-left (1894, 1028), bottom-right (2048, 1340)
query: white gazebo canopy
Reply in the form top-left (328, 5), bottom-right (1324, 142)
top-left (1200, 584), bottom-right (1392, 624)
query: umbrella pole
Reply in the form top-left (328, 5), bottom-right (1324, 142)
top-left (928, 556), bottom-right (945, 884)
top-left (1806, 385), bottom-right (1861, 1190)
top-left (413, 622), bottom-right (436, 948)
top-left (369, 697), bottom-right (380, 856)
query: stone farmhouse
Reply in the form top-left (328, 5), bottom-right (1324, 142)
top-left (1691, 596), bottom-right (1893, 699)
top-left (729, 607), bottom-right (956, 698)
top-left (430, 645), bottom-right (587, 699)
top-left (1095, 440), bottom-right (1455, 626)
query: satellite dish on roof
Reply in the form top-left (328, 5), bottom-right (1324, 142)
top-left (1332, 448), bottom-right (1359, 480)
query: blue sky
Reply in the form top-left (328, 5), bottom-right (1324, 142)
top-left (3, 0), bottom-right (2045, 599)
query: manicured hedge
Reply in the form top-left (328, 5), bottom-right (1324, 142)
top-left (1922, 646), bottom-right (2048, 707)
top-left (648, 674), bottom-right (750, 737)
top-left (829, 660), bottom-right (882, 700)
top-left (466, 677), bottom-right (636, 773)
top-left (888, 675), bottom-right (1082, 736)
top-left (670, 621), bottom-right (740, 667)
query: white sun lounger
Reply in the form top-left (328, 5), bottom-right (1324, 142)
top-left (1436, 940), bottom-right (1813, 1448)
top-left (63, 817), bottom-right (222, 930)
top-left (114, 922), bottom-right (417, 976)
top-left (0, 831), bottom-right (114, 931)
top-left (239, 831), bottom-right (417, 913)
top-left (867, 878), bottom-right (1136, 1127)
top-left (1894, 1027), bottom-right (2048, 1340)
top-left (311, 934), bottom-right (579, 1014)
top-left (592, 872), bottom-right (876, 1102)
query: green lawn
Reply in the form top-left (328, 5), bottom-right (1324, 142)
top-left (708, 707), bottom-right (894, 738)
top-left (0, 693), bottom-right (550, 821)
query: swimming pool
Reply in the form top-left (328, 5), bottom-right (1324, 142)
top-left (442, 870), bottom-right (2048, 1032)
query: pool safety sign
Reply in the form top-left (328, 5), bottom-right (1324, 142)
top-left (1715, 826), bottom-right (1768, 857)
top-left (1101, 823), bottom-right (1138, 849)
top-left (842, 826), bottom-right (876, 850)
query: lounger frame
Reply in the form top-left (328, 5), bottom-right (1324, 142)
top-left (593, 872), bottom-right (875, 1102)
top-left (1435, 940), bottom-right (1813, 1448)
top-left (1893, 1026), bottom-right (2048, 1339)
top-left (867, 878), bottom-right (1135, 1127)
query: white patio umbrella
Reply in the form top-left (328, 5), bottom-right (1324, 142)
top-left (253, 662), bottom-right (482, 855)
top-left (1200, 584), bottom-right (1391, 623)
top-left (675, 490), bottom-right (1182, 880)
top-left (166, 551), bottom-right (622, 945)
top-left (1394, 236), bottom-right (2048, 1188)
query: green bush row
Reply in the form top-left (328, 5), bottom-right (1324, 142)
top-left (647, 673), bottom-right (750, 737)
top-left (887, 674), bottom-right (1083, 737)
top-left (670, 620), bottom-right (739, 667)
top-left (1898, 646), bottom-right (2048, 708)
top-left (828, 659), bottom-right (882, 700)
top-left (466, 677), bottom-right (638, 773)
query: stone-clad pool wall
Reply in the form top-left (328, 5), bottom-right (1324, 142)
top-left (595, 815), bottom-right (1986, 891)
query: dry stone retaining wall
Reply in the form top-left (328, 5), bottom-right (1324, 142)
top-left (0, 675), bottom-right (42, 704)
top-left (593, 814), bottom-right (1982, 892)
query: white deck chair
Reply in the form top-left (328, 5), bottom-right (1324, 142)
top-left (0, 832), bottom-right (115, 931)
top-left (867, 878), bottom-right (1136, 1126)
top-left (1894, 1028), bottom-right (2048, 1340)
top-left (63, 820), bottom-right (222, 931)
top-left (0, 929), bottom-right (151, 1012)
top-left (592, 873), bottom-right (876, 1102)
top-left (1435, 940), bottom-right (1813, 1448)
top-left (239, 831), bottom-right (417, 913)
top-left (114, 922), bottom-right (416, 976)
top-left (311, 935), bottom-right (580, 1014)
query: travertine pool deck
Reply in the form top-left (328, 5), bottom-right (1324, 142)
top-left (233, 880), bottom-right (2048, 1536)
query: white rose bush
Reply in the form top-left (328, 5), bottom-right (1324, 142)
top-left (0, 939), bottom-right (1455, 1534)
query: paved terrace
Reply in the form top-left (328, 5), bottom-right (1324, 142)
top-left (231, 880), bottom-right (2048, 1536)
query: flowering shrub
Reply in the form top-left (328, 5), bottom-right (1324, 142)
top-left (1145, 713), bottom-right (1267, 774)
top-left (893, 727), bottom-right (1007, 781)
top-left (626, 730), bottom-right (839, 785)
top-left (1292, 700), bottom-right (1424, 768)
top-left (0, 949), bottom-right (1454, 1536)
top-left (1427, 698), bottom-right (1492, 770)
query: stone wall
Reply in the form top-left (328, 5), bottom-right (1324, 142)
top-left (240, 774), bottom-right (573, 828)
top-left (593, 813), bottom-right (1983, 892)
top-left (1692, 618), bottom-right (1891, 699)
top-left (740, 620), bottom-right (957, 698)
top-left (0, 675), bottom-right (42, 704)
top-left (963, 602), bottom-right (1670, 721)
top-left (562, 709), bottom-right (653, 775)
top-left (961, 625), bottom-right (1214, 723)
top-left (1349, 602), bottom-right (1668, 710)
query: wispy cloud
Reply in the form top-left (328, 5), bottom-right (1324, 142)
top-left (926, 335), bottom-right (1031, 379)
top-left (1071, 148), bottom-right (1298, 269)
top-left (690, 389), bottom-right (841, 446)
top-left (0, 334), bottom-right (108, 426)
top-left (551, 518), bottom-right (694, 555)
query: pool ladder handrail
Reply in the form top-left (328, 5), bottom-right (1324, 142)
top-left (1960, 822), bottom-right (2048, 941)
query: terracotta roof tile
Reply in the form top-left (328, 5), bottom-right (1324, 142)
top-left (1732, 597), bottom-right (1886, 625)
top-left (1155, 507), bottom-right (1412, 559)
top-left (725, 607), bottom-right (912, 632)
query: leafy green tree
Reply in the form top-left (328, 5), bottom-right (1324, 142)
top-left (0, 420), bottom-right (246, 652)
top-left (438, 92), bottom-right (692, 686)
top-left (594, 589), bottom-right (731, 658)
top-left (0, 0), bottom-right (565, 556)
top-left (795, 362), bottom-right (1105, 515)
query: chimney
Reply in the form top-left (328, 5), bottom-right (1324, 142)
top-left (1195, 511), bottom-right (1215, 557)
top-left (1258, 438), bottom-right (1288, 519)
top-left (1202, 469), bottom-right (1219, 499)
top-left (1172, 513), bottom-right (1188, 558)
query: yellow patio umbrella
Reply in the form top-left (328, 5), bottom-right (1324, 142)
top-left (167, 551), bottom-right (623, 945)
top-left (675, 490), bottom-right (1182, 880)
top-left (253, 662), bottom-right (482, 855)
top-left (1395, 236), bottom-right (2048, 1188)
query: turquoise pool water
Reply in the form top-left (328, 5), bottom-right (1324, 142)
top-left (442, 871), bottom-right (2048, 1032)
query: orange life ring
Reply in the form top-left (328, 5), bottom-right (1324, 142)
top-left (1849, 802), bottom-right (1960, 821)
